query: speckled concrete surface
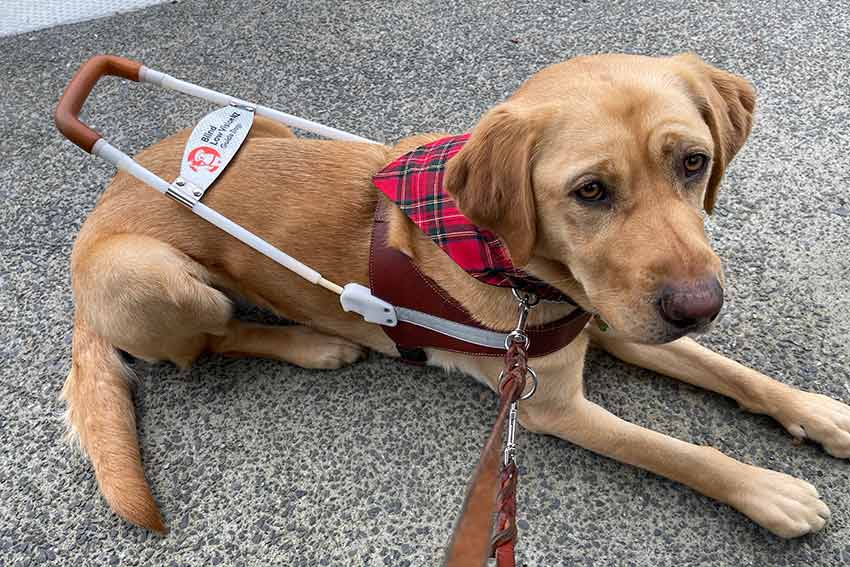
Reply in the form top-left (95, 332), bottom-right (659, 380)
top-left (1, 1), bottom-right (849, 566)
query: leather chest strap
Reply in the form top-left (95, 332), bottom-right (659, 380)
top-left (369, 198), bottom-right (592, 360)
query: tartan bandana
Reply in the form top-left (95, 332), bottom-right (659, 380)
top-left (372, 134), bottom-right (572, 303)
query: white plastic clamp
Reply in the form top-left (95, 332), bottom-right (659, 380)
top-left (339, 283), bottom-right (397, 326)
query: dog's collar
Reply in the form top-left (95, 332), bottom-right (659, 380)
top-left (371, 134), bottom-right (573, 304)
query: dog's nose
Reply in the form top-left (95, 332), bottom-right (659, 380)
top-left (657, 277), bottom-right (724, 330)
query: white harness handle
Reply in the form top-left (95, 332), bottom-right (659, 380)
top-left (87, 62), bottom-right (400, 328)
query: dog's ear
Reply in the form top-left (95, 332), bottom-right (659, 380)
top-left (444, 103), bottom-right (542, 267)
top-left (674, 53), bottom-right (757, 213)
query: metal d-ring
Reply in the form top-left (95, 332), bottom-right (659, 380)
top-left (497, 366), bottom-right (539, 401)
top-left (519, 367), bottom-right (538, 400)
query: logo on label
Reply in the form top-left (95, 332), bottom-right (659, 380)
top-left (186, 146), bottom-right (222, 173)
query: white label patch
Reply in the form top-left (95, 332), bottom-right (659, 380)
top-left (180, 104), bottom-right (254, 195)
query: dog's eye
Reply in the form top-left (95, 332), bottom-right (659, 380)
top-left (683, 154), bottom-right (708, 177)
top-left (575, 181), bottom-right (609, 203)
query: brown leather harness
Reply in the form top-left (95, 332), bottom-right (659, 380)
top-left (369, 197), bottom-right (591, 566)
top-left (369, 198), bottom-right (591, 363)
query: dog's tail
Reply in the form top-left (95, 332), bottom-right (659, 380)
top-left (62, 316), bottom-right (166, 534)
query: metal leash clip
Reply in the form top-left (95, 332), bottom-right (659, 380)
top-left (499, 289), bottom-right (539, 466)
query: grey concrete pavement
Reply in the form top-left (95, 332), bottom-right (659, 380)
top-left (1, 1), bottom-right (849, 565)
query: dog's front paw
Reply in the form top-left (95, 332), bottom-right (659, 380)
top-left (776, 391), bottom-right (850, 458)
top-left (729, 466), bottom-right (830, 538)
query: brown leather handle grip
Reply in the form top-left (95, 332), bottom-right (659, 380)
top-left (54, 55), bottom-right (143, 153)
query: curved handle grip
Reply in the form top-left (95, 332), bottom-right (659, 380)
top-left (54, 55), bottom-right (143, 153)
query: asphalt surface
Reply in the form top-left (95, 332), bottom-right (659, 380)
top-left (1, 1), bottom-right (849, 566)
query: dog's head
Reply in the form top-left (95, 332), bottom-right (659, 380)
top-left (445, 53), bottom-right (756, 344)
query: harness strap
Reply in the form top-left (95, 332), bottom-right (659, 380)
top-left (369, 198), bottom-right (592, 361)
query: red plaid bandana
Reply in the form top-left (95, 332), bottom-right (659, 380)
top-left (372, 134), bottom-right (573, 303)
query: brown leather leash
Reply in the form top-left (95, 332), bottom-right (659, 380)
top-left (444, 291), bottom-right (541, 567)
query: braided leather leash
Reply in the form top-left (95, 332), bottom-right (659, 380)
top-left (444, 292), bottom-right (538, 567)
top-left (490, 341), bottom-right (529, 567)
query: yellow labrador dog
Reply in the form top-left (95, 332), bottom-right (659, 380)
top-left (63, 53), bottom-right (850, 538)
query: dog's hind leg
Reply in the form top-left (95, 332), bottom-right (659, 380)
top-left (589, 330), bottom-right (850, 459)
top-left (207, 321), bottom-right (365, 369)
top-left (65, 232), bottom-right (365, 532)
top-left (73, 232), bottom-right (363, 370)
top-left (72, 233), bottom-right (233, 368)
